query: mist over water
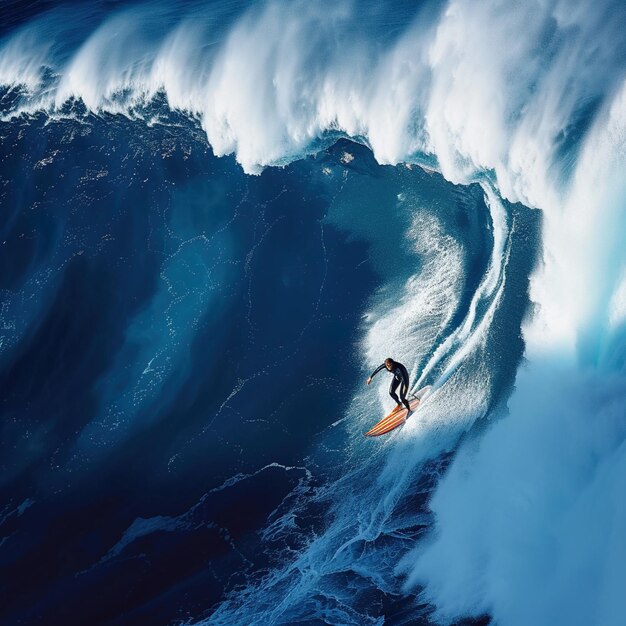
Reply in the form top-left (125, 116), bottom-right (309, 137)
top-left (1, 0), bottom-right (625, 624)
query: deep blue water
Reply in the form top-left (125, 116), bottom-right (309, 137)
top-left (0, 108), bottom-right (374, 621)
top-left (0, 104), bottom-right (538, 624)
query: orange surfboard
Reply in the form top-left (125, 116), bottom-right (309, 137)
top-left (364, 386), bottom-right (432, 437)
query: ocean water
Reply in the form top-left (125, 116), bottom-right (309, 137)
top-left (1, 1), bottom-right (625, 625)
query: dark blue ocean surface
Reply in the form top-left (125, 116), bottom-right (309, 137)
top-left (0, 102), bottom-right (538, 624)
top-left (13, 0), bottom-right (626, 624)
top-left (0, 108), bottom-right (365, 619)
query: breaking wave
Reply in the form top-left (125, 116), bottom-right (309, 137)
top-left (2, 0), bottom-right (626, 624)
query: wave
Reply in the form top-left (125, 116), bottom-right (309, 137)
top-left (2, 0), bottom-right (626, 624)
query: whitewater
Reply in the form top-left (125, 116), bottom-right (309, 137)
top-left (1, 0), bottom-right (626, 624)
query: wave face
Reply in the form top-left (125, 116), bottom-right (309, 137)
top-left (1, 0), bottom-right (626, 625)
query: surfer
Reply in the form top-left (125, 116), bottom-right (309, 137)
top-left (366, 358), bottom-right (412, 414)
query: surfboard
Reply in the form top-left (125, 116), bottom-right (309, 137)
top-left (364, 386), bottom-right (432, 437)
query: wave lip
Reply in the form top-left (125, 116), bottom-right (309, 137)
top-left (0, 0), bottom-right (623, 193)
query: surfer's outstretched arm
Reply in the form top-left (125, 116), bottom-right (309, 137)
top-left (366, 363), bottom-right (386, 385)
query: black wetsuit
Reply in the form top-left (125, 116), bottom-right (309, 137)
top-left (370, 360), bottom-right (412, 412)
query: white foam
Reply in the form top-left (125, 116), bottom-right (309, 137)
top-left (364, 210), bottom-right (463, 414)
top-left (401, 364), bottom-right (626, 626)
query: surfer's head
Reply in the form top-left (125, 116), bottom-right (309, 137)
top-left (384, 358), bottom-right (394, 370)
